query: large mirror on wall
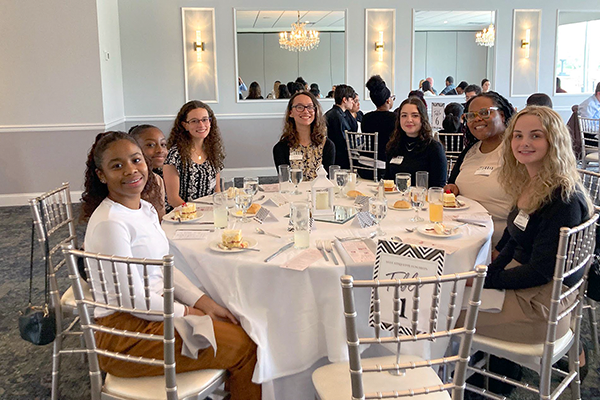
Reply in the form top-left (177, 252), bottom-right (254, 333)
top-left (413, 11), bottom-right (495, 95)
top-left (235, 10), bottom-right (346, 101)
top-left (555, 12), bottom-right (600, 94)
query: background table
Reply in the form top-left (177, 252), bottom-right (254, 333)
top-left (162, 181), bottom-right (493, 400)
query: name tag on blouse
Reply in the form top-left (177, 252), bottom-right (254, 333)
top-left (513, 210), bottom-right (530, 231)
top-left (474, 166), bottom-right (494, 176)
top-left (390, 156), bottom-right (404, 165)
top-left (289, 152), bottom-right (303, 161)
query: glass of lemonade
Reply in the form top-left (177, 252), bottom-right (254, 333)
top-left (291, 201), bottom-right (310, 249)
top-left (428, 187), bottom-right (444, 223)
top-left (212, 192), bottom-right (228, 229)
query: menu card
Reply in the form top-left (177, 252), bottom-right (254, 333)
top-left (281, 249), bottom-right (322, 271)
top-left (173, 230), bottom-right (210, 240)
top-left (341, 241), bottom-right (376, 264)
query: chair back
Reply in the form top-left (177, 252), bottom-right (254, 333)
top-left (438, 133), bottom-right (464, 159)
top-left (345, 130), bottom-right (380, 181)
top-left (62, 247), bottom-right (179, 400)
top-left (539, 212), bottom-right (598, 392)
top-left (578, 169), bottom-right (600, 209)
top-left (578, 116), bottom-right (600, 164)
top-left (341, 265), bottom-right (487, 399)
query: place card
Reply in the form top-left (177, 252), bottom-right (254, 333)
top-left (352, 212), bottom-right (376, 228)
top-left (263, 193), bottom-right (288, 207)
top-left (281, 248), bottom-right (322, 271)
top-left (259, 183), bottom-right (280, 192)
top-left (341, 241), bottom-right (376, 264)
top-left (253, 207), bottom-right (279, 224)
top-left (173, 230), bottom-right (210, 240)
top-left (354, 195), bottom-right (370, 210)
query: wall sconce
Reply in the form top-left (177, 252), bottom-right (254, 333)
top-left (375, 31), bottom-right (384, 62)
top-left (521, 28), bottom-right (530, 59)
top-left (194, 30), bottom-right (205, 62)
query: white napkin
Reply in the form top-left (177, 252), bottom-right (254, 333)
top-left (451, 212), bottom-right (491, 224)
top-left (173, 314), bottom-right (217, 358)
top-left (461, 287), bottom-right (505, 313)
top-left (358, 156), bottom-right (386, 169)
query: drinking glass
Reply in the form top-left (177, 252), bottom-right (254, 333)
top-left (416, 171), bottom-right (429, 189)
top-left (243, 176), bottom-right (259, 196)
top-left (278, 165), bottom-right (291, 194)
top-left (221, 177), bottom-right (236, 209)
top-left (409, 186), bottom-right (426, 222)
top-left (290, 168), bottom-right (303, 195)
top-left (212, 192), bottom-right (228, 229)
top-left (235, 192), bottom-right (253, 223)
top-left (328, 165), bottom-right (340, 180)
top-left (427, 187), bottom-right (444, 223)
top-left (334, 170), bottom-right (349, 198)
top-left (395, 173), bottom-right (411, 199)
top-left (368, 197), bottom-right (388, 236)
top-left (291, 201), bottom-right (310, 249)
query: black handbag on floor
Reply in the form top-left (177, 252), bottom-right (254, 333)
top-left (18, 219), bottom-right (56, 345)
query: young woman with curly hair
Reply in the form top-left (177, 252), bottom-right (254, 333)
top-left (384, 97), bottom-right (447, 187)
top-left (164, 101), bottom-right (225, 209)
top-left (272, 91), bottom-right (335, 180)
top-left (80, 131), bottom-right (261, 399)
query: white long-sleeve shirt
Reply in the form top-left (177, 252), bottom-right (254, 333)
top-left (85, 198), bottom-right (204, 320)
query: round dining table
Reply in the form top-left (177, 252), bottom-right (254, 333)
top-left (161, 180), bottom-right (494, 400)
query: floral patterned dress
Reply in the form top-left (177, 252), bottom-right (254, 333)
top-left (289, 142), bottom-right (326, 181)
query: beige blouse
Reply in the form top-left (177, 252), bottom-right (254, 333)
top-left (289, 141), bottom-right (326, 181)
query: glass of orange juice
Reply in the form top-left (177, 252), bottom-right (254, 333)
top-left (428, 187), bottom-right (444, 223)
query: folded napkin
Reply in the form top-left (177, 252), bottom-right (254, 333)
top-left (281, 248), bottom-right (321, 271)
top-left (173, 314), bottom-right (217, 358)
top-left (450, 212), bottom-right (491, 224)
top-left (334, 239), bottom-right (376, 266)
top-left (461, 287), bottom-right (505, 313)
top-left (358, 156), bottom-right (386, 169)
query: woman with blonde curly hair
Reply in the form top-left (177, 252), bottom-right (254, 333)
top-left (467, 106), bottom-right (593, 345)
top-left (272, 91), bottom-right (335, 180)
top-left (164, 101), bottom-right (225, 209)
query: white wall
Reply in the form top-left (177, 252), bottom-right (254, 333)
top-left (2, 0), bottom-right (600, 202)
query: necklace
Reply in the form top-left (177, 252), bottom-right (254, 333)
top-left (405, 141), bottom-right (418, 152)
top-left (191, 148), bottom-right (203, 161)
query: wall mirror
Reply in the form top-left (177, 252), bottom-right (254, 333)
top-left (554, 11), bottom-right (600, 94)
top-left (234, 10), bottom-right (346, 101)
top-left (412, 10), bottom-right (495, 95)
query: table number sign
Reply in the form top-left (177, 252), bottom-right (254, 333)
top-left (371, 240), bottom-right (445, 335)
top-left (430, 102), bottom-right (445, 131)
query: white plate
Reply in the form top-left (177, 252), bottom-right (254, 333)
top-left (162, 210), bottom-right (205, 223)
top-left (417, 223), bottom-right (462, 238)
top-left (443, 199), bottom-right (470, 211)
top-left (209, 237), bottom-right (258, 253)
top-left (231, 210), bottom-right (258, 218)
top-left (389, 205), bottom-right (413, 211)
top-left (370, 188), bottom-right (400, 195)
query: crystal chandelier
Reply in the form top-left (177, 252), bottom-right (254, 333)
top-left (475, 24), bottom-right (495, 47)
top-left (279, 11), bottom-right (320, 52)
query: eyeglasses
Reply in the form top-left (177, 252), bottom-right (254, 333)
top-left (292, 104), bottom-right (316, 113)
top-left (186, 117), bottom-right (212, 125)
top-left (390, 95), bottom-right (396, 101)
top-left (464, 107), bottom-right (499, 122)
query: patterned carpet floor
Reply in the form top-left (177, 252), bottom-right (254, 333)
top-left (1, 195), bottom-right (599, 399)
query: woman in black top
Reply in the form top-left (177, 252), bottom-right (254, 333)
top-left (384, 97), bottom-right (447, 187)
top-left (361, 75), bottom-right (396, 180)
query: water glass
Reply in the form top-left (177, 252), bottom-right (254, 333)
top-left (395, 173), bottom-right (411, 199)
top-left (368, 197), bottom-right (388, 236)
top-left (290, 168), bottom-right (303, 195)
top-left (346, 172), bottom-right (357, 193)
top-left (235, 192), bottom-right (253, 223)
top-left (334, 170), bottom-right (349, 197)
top-left (428, 187), bottom-right (444, 223)
top-left (278, 165), bottom-right (291, 193)
top-left (416, 171), bottom-right (429, 189)
top-left (409, 186), bottom-right (426, 222)
top-left (290, 201), bottom-right (310, 249)
top-left (243, 176), bottom-right (259, 196)
top-left (212, 192), bottom-right (228, 229)
top-left (221, 177), bottom-right (236, 209)
top-left (328, 165), bottom-right (340, 180)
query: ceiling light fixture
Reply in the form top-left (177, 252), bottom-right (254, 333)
top-left (475, 24), bottom-right (495, 47)
top-left (279, 11), bottom-right (320, 52)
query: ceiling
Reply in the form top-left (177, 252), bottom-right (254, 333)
top-left (414, 11), bottom-right (494, 31)
top-left (236, 10), bottom-right (345, 33)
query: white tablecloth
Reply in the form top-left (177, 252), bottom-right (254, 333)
top-left (162, 181), bottom-right (493, 400)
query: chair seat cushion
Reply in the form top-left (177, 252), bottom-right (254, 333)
top-left (312, 355), bottom-right (451, 400)
top-left (585, 152), bottom-right (599, 162)
top-left (61, 281), bottom-right (93, 315)
top-left (104, 369), bottom-right (227, 400)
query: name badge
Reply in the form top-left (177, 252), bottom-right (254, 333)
top-left (289, 152), bottom-right (303, 161)
top-left (513, 210), bottom-right (530, 231)
top-left (390, 156), bottom-right (404, 165)
top-left (474, 166), bottom-right (494, 176)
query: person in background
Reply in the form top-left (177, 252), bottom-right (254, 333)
top-left (345, 93), bottom-right (363, 132)
top-left (407, 90), bottom-right (427, 108)
top-left (278, 84), bottom-right (291, 99)
top-left (444, 92), bottom-right (516, 245)
top-left (464, 84), bottom-right (482, 103)
top-left (326, 90), bottom-right (334, 99)
top-left (286, 81), bottom-right (294, 96)
top-left (309, 83), bottom-right (321, 98)
top-left (272, 91), bottom-right (335, 180)
top-left (421, 80), bottom-right (436, 97)
top-left (418, 79), bottom-right (425, 91)
top-left (129, 125), bottom-right (167, 220)
top-left (578, 82), bottom-right (600, 119)
top-left (292, 82), bottom-right (305, 95)
top-left (246, 81), bottom-right (263, 100)
top-left (80, 131), bottom-right (261, 400)
top-left (266, 80), bottom-right (281, 99)
top-left (238, 77), bottom-right (247, 100)
top-left (295, 76), bottom-right (308, 91)
top-left (164, 101), bottom-right (224, 210)
top-left (556, 77), bottom-right (567, 94)
top-left (384, 97), bottom-right (447, 188)
top-left (440, 76), bottom-right (456, 95)
top-left (453, 81), bottom-right (469, 96)
top-left (426, 77), bottom-right (438, 94)
top-left (325, 85), bottom-right (355, 169)
top-left (481, 78), bottom-right (491, 93)
top-left (362, 75), bottom-right (396, 180)
top-left (439, 103), bottom-right (464, 133)
top-left (526, 93), bottom-right (553, 108)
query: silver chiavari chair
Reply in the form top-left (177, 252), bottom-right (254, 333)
top-left (312, 265), bottom-right (487, 400)
top-left (62, 246), bottom-right (228, 400)
top-left (438, 133), bottom-right (464, 180)
top-left (345, 130), bottom-right (380, 182)
top-left (466, 213), bottom-right (598, 400)
top-left (579, 116), bottom-right (600, 170)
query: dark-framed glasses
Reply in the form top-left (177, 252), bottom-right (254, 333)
top-left (292, 104), bottom-right (316, 113)
top-left (186, 117), bottom-right (212, 125)
top-left (390, 95), bottom-right (396, 101)
top-left (464, 107), bottom-right (499, 122)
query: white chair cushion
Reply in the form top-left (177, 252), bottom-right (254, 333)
top-left (471, 329), bottom-right (574, 373)
top-left (104, 369), bottom-right (226, 400)
top-left (585, 152), bottom-right (599, 162)
top-left (312, 355), bottom-right (451, 400)
top-left (61, 281), bottom-right (93, 315)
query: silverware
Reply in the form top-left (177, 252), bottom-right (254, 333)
top-left (405, 227), bottom-right (416, 232)
top-left (316, 240), bottom-right (329, 261)
top-left (454, 219), bottom-right (487, 228)
top-left (443, 223), bottom-right (467, 235)
top-left (325, 241), bottom-right (338, 265)
top-left (191, 200), bottom-right (213, 205)
top-left (264, 242), bottom-right (294, 262)
top-left (392, 236), bottom-right (403, 242)
top-left (254, 195), bottom-right (265, 201)
top-left (255, 227), bottom-right (281, 238)
top-left (217, 243), bottom-right (260, 252)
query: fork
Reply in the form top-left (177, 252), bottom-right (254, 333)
top-left (324, 241), bottom-right (339, 265)
top-left (316, 240), bottom-right (329, 261)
